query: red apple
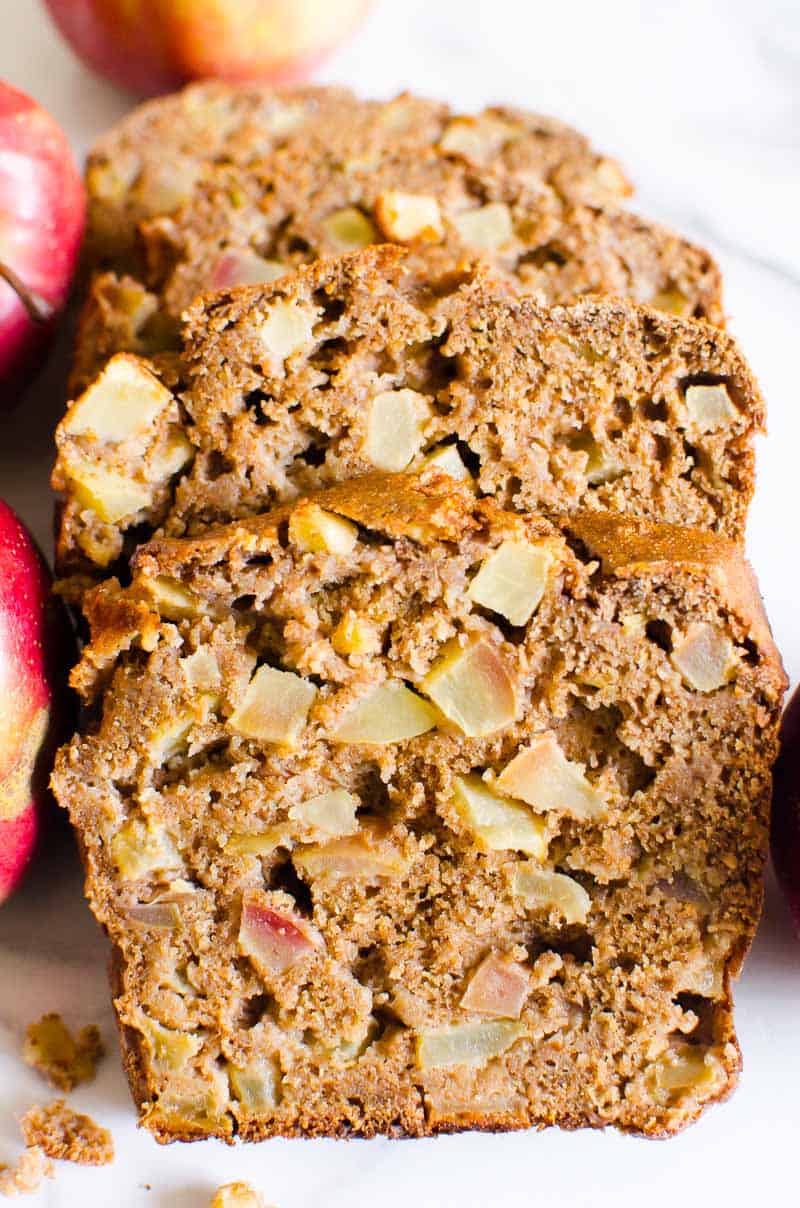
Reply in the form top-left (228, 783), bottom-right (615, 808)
top-left (0, 501), bottom-right (75, 904)
top-left (43, 0), bottom-right (372, 97)
top-left (772, 684), bottom-right (800, 936)
top-left (0, 81), bottom-right (85, 407)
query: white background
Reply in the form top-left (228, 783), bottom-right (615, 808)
top-left (0, 2), bottom-right (798, 1205)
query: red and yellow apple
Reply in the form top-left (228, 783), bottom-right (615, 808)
top-left (43, 0), bottom-right (372, 96)
top-left (0, 501), bottom-right (75, 904)
top-left (772, 684), bottom-right (800, 936)
top-left (0, 81), bottom-right (84, 408)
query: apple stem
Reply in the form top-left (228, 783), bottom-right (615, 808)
top-left (0, 262), bottom-right (54, 324)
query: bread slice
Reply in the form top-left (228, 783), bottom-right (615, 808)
top-left (53, 248), bottom-right (761, 579)
top-left (51, 472), bottom-right (785, 1142)
top-left (85, 83), bottom-right (631, 272)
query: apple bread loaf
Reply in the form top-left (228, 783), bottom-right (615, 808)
top-left (85, 83), bottom-right (632, 272)
top-left (54, 247), bottom-right (761, 579)
top-left (51, 473), bottom-right (785, 1141)
top-left (72, 102), bottom-right (718, 392)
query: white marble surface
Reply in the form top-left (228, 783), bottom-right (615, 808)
top-left (1, 2), bottom-right (799, 1205)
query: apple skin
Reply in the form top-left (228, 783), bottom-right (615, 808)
top-left (0, 81), bottom-right (85, 408)
top-left (771, 683), bottom-right (800, 936)
top-left (0, 500), bottom-right (75, 904)
top-left (43, 0), bottom-right (372, 96)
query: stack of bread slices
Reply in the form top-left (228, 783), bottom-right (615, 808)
top-left (51, 84), bottom-right (786, 1144)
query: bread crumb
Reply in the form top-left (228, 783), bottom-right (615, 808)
top-left (23, 1013), bottom-right (104, 1091)
top-left (210, 1182), bottom-right (269, 1207)
top-left (0, 1146), bottom-right (54, 1197)
top-left (20, 1100), bottom-right (114, 1166)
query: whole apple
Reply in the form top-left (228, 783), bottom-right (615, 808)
top-left (0, 501), bottom-right (75, 904)
top-left (0, 81), bottom-right (85, 407)
top-left (43, 0), bottom-right (372, 96)
top-left (772, 683), bottom-right (800, 936)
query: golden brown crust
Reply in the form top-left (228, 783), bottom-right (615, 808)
top-left (564, 511), bottom-right (783, 674)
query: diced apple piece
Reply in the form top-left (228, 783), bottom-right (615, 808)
top-left (293, 825), bottom-right (409, 883)
top-left (143, 158), bottom-right (201, 214)
top-left (363, 387), bottom-right (433, 472)
top-left (422, 639), bottom-right (518, 737)
top-left (438, 115), bottom-right (522, 160)
top-left (229, 666), bottom-right (317, 748)
top-left (685, 383), bottom-right (738, 433)
top-left (62, 354), bottom-right (174, 442)
top-left (149, 427), bottom-right (193, 480)
top-left (288, 789), bottom-right (359, 838)
top-left (257, 300), bottom-right (316, 364)
top-left (68, 461), bottom-right (152, 523)
top-left (211, 249), bottom-right (286, 290)
top-left (647, 1043), bottom-right (726, 1103)
top-left (321, 206), bottom-right (377, 251)
top-left (460, 952), bottom-right (530, 1019)
top-left (415, 1020), bottom-right (525, 1070)
top-left (670, 622), bottom-right (737, 692)
top-left (467, 539), bottom-right (553, 625)
top-left (126, 901), bottom-right (183, 930)
top-left (137, 1013), bottom-right (202, 1072)
top-left (180, 648), bottom-right (221, 693)
top-left (592, 157), bottom-right (632, 202)
top-left (238, 893), bottom-right (323, 975)
top-left (146, 574), bottom-right (202, 620)
top-left (331, 611), bottom-right (381, 657)
top-left (418, 443), bottom-right (472, 482)
top-left (496, 732), bottom-right (605, 820)
top-left (111, 816), bottom-right (183, 882)
top-left (453, 203), bottom-right (513, 251)
top-left (148, 711), bottom-right (194, 763)
top-left (227, 1057), bottom-right (281, 1113)
top-left (511, 863), bottom-right (591, 925)
top-left (329, 682), bottom-right (437, 744)
top-left (288, 502), bottom-right (358, 555)
top-left (651, 287), bottom-right (692, 317)
top-left (452, 775), bottom-right (547, 858)
top-left (374, 191), bottom-right (444, 242)
top-left (225, 828), bottom-right (288, 857)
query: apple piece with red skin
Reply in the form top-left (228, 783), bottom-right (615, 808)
top-left (0, 82), bottom-right (85, 408)
top-left (43, 0), bottom-right (372, 97)
top-left (772, 683), bottom-right (800, 936)
top-left (0, 501), bottom-right (75, 904)
top-left (238, 892), bottom-right (323, 975)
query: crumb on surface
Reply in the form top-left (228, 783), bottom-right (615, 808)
top-left (210, 1182), bottom-right (269, 1208)
top-left (23, 1013), bottom-right (104, 1092)
top-left (20, 1100), bottom-right (114, 1167)
top-left (0, 1146), bottom-right (54, 1198)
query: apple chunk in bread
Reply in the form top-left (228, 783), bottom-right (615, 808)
top-left (229, 666), bottom-right (317, 747)
top-left (422, 638), bottom-right (518, 737)
top-left (496, 731), bottom-right (605, 820)
top-left (452, 774), bottom-right (547, 858)
top-left (467, 538), bottom-right (554, 625)
top-left (415, 1020), bottom-right (525, 1070)
top-left (511, 863), bottom-right (591, 925)
top-left (61, 354), bottom-right (174, 442)
top-left (364, 388), bottom-right (433, 473)
top-left (460, 953), bottom-right (530, 1019)
top-left (670, 622), bottom-right (738, 692)
top-left (329, 681), bottom-right (437, 744)
top-left (238, 892), bottom-right (323, 976)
